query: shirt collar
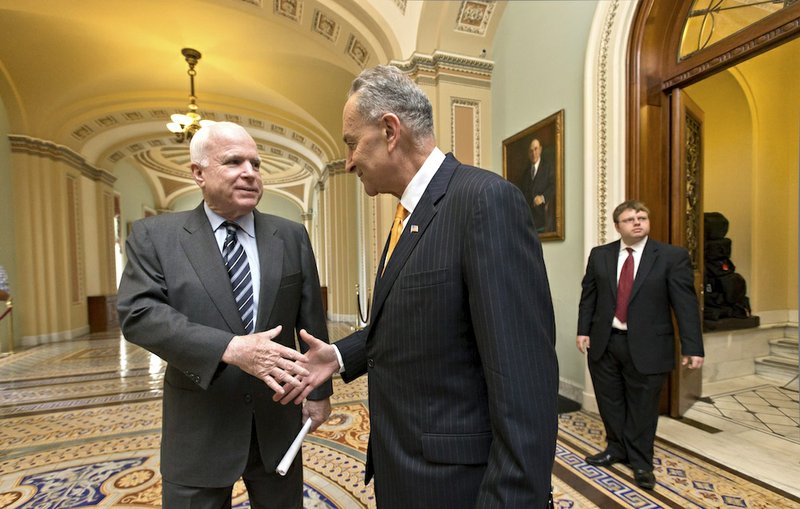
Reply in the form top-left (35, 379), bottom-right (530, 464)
top-left (622, 236), bottom-right (648, 253)
top-left (204, 203), bottom-right (256, 238)
top-left (399, 147), bottom-right (446, 215)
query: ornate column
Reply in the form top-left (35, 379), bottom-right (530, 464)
top-left (323, 160), bottom-right (359, 323)
top-left (9, 135), bottom-right (116, 345)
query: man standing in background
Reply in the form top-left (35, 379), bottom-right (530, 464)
top-left (576, 200), bottom-right (704, 490)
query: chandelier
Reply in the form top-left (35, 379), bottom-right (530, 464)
top-left (166, 48), bottom-right (214, 143)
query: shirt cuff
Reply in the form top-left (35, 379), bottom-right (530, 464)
top-left (332, 344), bottom-right (345, 374)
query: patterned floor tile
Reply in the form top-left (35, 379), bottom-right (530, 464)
top-left (1, 331), bottom-right (798, 508)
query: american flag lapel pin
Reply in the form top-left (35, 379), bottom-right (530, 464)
top-left (410, 225), bottom-right (419, 233)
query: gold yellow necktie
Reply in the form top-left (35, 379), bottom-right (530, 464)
top-left (383, 203), bottom-right (409, 274)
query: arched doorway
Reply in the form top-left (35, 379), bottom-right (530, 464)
top-left (629, 0), bottom-right (800, 416)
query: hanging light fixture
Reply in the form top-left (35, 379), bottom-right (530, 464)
top-left (166, 48), bottom-right (214, 143)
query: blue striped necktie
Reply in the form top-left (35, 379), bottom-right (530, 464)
top-left (222, 221), bottom-right (255, 333)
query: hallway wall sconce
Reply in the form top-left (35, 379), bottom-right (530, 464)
top-left (166, 48), bottom-right (214, 143)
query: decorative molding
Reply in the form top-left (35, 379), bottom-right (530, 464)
top-left (450, 98), bottom-right (481, 167)
top-left (394, 0), bottom-right (407, 15)
top-left (274, 0), bottom-right (302, 22)
top-left (8, 135), bottom-right (116, 186)
top-left (66, 175), bottom-right (84, 304)
top-left (663, 18), bottom-right (800, 90)
top-left (685, 113), bottom-right (701, 269)
top-left (345, 34), bottom-right (370, 67)
top-left (455, 1), bottom-right (495, 36)
top-left (313, 10), bottom-right (340, 42)
top-left (82, 110), bottom-right (327, 164)
top-left (391, 51), bottom-right (493, 88)
top-left (594, 0), bottom-right (620, 245)
top-left (325, 159), bottom-right (346, 176)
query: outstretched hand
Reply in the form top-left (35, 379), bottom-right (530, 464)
top-left (273, 329), bottom-right (340, 405)
top-left (222, 325), bottom-right (310, 395)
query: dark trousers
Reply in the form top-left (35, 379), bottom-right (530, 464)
top-left (162, 419), bottom-right (303, 509)
top-left (588, 331), bottom-right (666, 471)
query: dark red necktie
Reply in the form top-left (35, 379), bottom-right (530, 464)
top-left (615, 247), bottom-right (634, 323)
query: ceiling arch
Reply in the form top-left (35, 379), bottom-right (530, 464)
top-left (0, 0), bottom-right (504, 214)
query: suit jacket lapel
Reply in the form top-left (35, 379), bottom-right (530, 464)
top-left (180, 205), bottom-right (243, 333)
top-left (630, 239), bottom-right (658, 302)
top-left (254, 212), bottom-right (284, 331)
top-left (605, 241), bottom-right (621, 299)
top-left (369, 154), bottom-right (458, 327)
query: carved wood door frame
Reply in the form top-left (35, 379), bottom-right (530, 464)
top-left (627, 0), bottom-right (800, 416)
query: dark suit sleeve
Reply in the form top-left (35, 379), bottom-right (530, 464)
top-left (118, 219), bottom-right (232, 390)
top-left (667, 248), bottom-right (704, 357)
top-left (465, 179), bottom-right (559, 508)
top-left (294, 224), bottom-right (333, 399)
top-left (577, 249), bottom-right (599, 336)
top-left (334, 328), bottom-right (369, 383)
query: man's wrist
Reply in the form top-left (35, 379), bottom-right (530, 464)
top-left (332, 344), bottom-right (345, 374)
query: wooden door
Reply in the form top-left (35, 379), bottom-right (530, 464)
top-left (668, 88), bottom-right (705, 417)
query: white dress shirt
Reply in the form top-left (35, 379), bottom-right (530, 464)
top-left (611, 236), bottom-right (647, 330)
top-left (205, 203), bottom-right (260, 328)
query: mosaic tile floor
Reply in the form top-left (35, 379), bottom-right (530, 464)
top-left (1, 329), bottom-right (799, 508)
top-left (690, 383), bottom-right (800, 443)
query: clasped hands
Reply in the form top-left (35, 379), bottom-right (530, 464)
top-left (222, 326), bottom-right (338, 401)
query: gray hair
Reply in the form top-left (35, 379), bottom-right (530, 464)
top-left (189, 122), bottom-right (250, 168)
top-left (348, 65), bottom-right (434, 141)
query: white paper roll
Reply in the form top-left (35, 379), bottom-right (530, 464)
top-left (276, 418), bottom-right (313, 476)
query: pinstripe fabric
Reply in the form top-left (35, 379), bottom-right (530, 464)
top-left (337, 154), bottom-right (559, 508)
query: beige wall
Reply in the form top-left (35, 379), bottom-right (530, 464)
top-left (686, 72), bottom-right (755, 291)
top-left (687, 39), bottom-right (799, 318)
top-left (492, 0), bottom-right (597, 389)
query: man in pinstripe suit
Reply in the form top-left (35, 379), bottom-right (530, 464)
top-left (281, 65), bottom-right (559, 508)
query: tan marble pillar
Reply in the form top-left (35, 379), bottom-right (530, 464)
top-left (9, 135), bottom-right (116, 346)
top-left (323, 161), bottom-right (359, 323)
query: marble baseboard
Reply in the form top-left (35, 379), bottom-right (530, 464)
top-left (558, 377), bottom-right (583, 405)
top-left (20, 325), bottom-right (91, 348)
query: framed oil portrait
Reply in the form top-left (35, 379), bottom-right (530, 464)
top-left (502, 109), bottom-right (564, 241)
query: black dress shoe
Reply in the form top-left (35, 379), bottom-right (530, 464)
top-left (585, 451), bottom-right (624, 467)
top-left (634, 469), bottom-right (656, 490)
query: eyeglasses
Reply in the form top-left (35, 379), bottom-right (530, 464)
top-left (618, 215), bottom-right (649, 225)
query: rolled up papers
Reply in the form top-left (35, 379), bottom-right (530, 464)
top-left (276, 418), bottom-right (313, 476)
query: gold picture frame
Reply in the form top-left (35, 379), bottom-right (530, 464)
top-left (502, 109), bottom-right (565, 241)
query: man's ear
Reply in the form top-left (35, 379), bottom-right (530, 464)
top-left (381, 113), bottom-right (401, 150)
top-left (191, 163), bottom-right (205, 187)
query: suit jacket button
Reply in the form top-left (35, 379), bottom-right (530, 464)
top-left (244, 394), bottom-right (253, 404)
top-left (367, 358), bottom-right (375, 368)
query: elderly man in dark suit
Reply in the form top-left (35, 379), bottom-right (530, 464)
top-left (281, 65), bottom-right (559, 508)
top-left (118, 122), bottom-right (332, 508)
top-left (576, 200), bottom-right (704, 490)
top-left (517, 138), bottom-right (555, 233)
